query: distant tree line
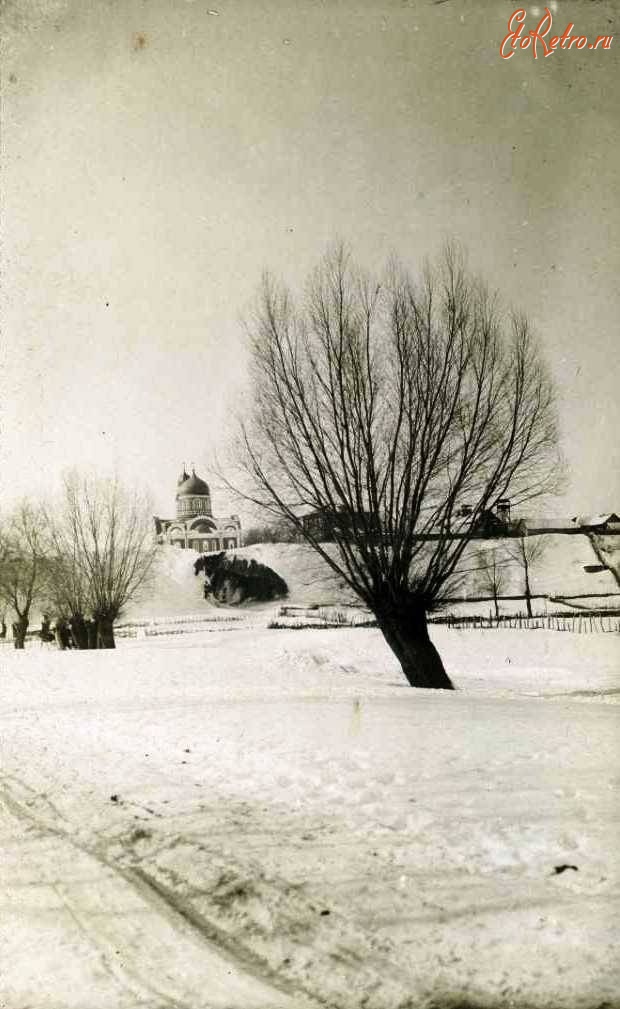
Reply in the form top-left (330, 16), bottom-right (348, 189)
top-left (0, 473), bottom-right (157, 650)
top-left (242, 518), bottom-right (298, 546)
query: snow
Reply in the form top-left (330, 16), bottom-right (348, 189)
top-left (123, 536), bottom-right (620, 627)
top-left (1, 616), bottom-right (619, 1009)
top-left (127, 546), bottom-right (208, 618)
top-left (234, 541), bottom-right (359, 606)
top-left (465, 533), bottom-right (618, 597)
top-left (240, 535), bottom-right (620, 602)
top-left (594, 535), bottom-right (620, 587)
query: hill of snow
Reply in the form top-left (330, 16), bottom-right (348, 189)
top-left (235, 542), bottom-right (358, 605)
top-left (124, 534), bottom-right (620, 625)
top-left (126, 547), bottom-right (207, 620)
top-left (125, 544), bottom-right (356, 623)
top-left (241, 535), bottom-right (619, 603)
top-left (457, 532), bottom-right (619, 599)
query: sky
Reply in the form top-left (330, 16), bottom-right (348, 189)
top-left (1, 0), bottom-right (619, 523)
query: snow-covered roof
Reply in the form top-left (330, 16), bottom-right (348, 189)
top-left (572, 513), bottom-right (620, 528)
top-left (516, 516), bottom-right (575, 531)
top-left (513, 513), bottom-right (620, 532)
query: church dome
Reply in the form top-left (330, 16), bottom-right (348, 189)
top-left (176, 469), bottom-right (210, 498)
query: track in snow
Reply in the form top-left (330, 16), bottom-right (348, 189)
top-left (0, 776), bottom-right (316, 1009)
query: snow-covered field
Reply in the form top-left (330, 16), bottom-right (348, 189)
top-left (1, 615), bottom-right (619, 1009)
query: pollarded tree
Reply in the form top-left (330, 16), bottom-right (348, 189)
top-left (505, 534), bottom-right (548, 618)
top-left (51, 473), bottom-right (158, 648)
top-left (41, 506), bottom-right (94, 648)
top-left (0, 502), bottom-right (48, 648)
top-left (235, 244), bottom-right (561, 689)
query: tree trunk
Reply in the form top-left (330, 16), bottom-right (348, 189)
top-left (493, 591), bottom-right (500, 620)
top-left (523, 562), bottom-right (533, 618)
top-left (375, 603), bottom-right (454, 689)
top-left (12, 617), bottom-right (28, 650)
top-left (69, 613), bottom-right (89, 649)
top-left (86, 620), bottom-right (97, 649)
top-left (96, 616), bottom-right (116, 649)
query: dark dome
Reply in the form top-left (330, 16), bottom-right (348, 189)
top-left (176, 469), bottom-right (210, 498)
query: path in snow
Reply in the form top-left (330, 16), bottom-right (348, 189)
top-left (2, 624), bottom-right (619, 1008)
top-left (0, 776), bottom-right (314, 1009)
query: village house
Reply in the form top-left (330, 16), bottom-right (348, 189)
top-left (301, 506), bottom-right (380, 542)
top-left (571, 513), bottom-right (620, 533)
top-left (297, 501), bottom-right (620, 543)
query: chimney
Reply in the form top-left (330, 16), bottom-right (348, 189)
top-left (497, 499), bottom-right (511, 523)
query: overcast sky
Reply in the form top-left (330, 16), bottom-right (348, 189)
top-left (2, 0), bottom-right (619, 521)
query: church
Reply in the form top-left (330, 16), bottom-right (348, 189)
top-left (154, 467), bottom-right (242, 553)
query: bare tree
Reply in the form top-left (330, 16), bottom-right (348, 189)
top-left (505, 534), bottom-right (548, 618)
top-left (242, 518), bottom-right (298, 546)
top-left (0, 502), bottom-right (48, 649)
top-left (476, 545), bottom-right (508, 619)
top-left (41, 508), bottom-right (94, 648)
top-left (235, 244), bottom-right (560, 689)
top-left (48, 473), bottom-right (158, 648)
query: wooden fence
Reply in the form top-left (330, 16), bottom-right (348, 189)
top-left (430, 612), bottom-right (620, 633)
top-left (3, 604), bottom-right (618, 649)
top-left (114, 612), bottom-right (242, 639)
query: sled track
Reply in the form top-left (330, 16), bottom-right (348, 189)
top-left (0, 774), bottom-right (317, 1009)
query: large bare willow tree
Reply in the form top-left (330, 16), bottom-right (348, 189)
top-left (237, 245), bottom-right (560, 689)
top-left (47, 473), bottom-right (158, 648)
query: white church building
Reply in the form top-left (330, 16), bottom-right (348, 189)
top-left (154, 467), bottom-right (242, 552)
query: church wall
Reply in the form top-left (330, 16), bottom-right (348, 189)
top-left (176, 494), bottom-right (212, 519)
top-left (154, 470), bottom-right (242, 552)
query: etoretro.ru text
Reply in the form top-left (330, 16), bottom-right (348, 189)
top-left (500, 8), bottom-right (613, 60)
